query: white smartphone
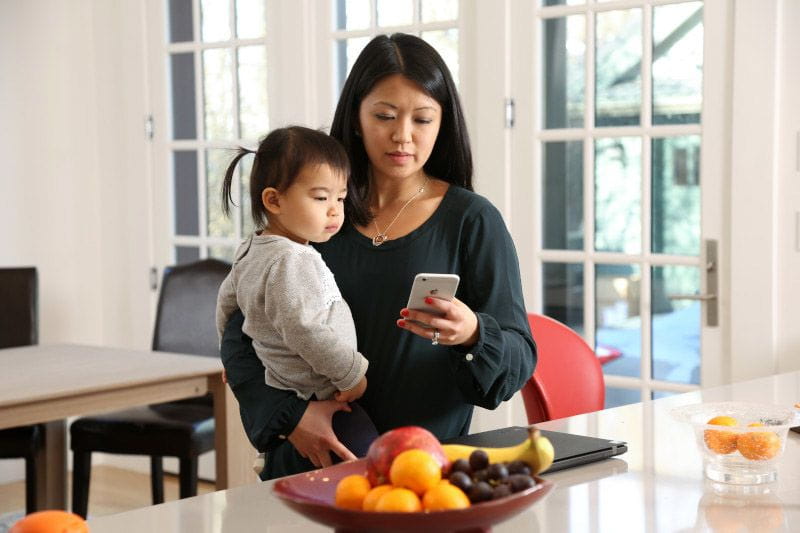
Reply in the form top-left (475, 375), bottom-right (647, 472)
top-left (406, 273), bottom-right (460, 323)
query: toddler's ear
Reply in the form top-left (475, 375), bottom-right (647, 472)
top-left (262, 187), bottom-right (281, 214)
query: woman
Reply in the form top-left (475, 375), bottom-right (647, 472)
top-left (221, 33), bottom-right (536, 479)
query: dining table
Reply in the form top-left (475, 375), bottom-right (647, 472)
top-left (83, 369), bottom-right (800, 531)
top-left (0, 343), bottom-right (256, 509)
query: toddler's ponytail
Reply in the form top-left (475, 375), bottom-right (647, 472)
top-left (221, 148), bottom-right (256, 218)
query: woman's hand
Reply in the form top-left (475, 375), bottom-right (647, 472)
top-left (397, 296), bottom-right (479, 347)
top-left (288, 400), bottom-right (358, 468)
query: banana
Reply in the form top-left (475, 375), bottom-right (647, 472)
top-left (441, 426), bottom-right (555, 474)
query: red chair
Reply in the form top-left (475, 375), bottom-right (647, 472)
top-left (521, 313), bottom-right (605, 424)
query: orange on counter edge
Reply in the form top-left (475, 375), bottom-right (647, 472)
top-left (9, 510), bottom-right (88, 533)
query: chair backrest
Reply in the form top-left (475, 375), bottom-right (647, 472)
top-left (0, 267), bottom-right (38, 348)
top-left (521, 313), bottom-right (605, 424)
top-left (151, 259), bottom-right (230, 357)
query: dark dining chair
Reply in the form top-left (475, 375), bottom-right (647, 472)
top-left (69, 259), bottom-right (230, 518)
top-left (0, 267), bottom-right (45, 515)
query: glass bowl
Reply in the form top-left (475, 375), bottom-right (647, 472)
top-left (273, 458), bottom-right (553, 532)
top-left (672, 401), bottom-right (798, 484)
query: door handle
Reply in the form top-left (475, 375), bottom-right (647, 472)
top-left (666, 239), bottom-right (718, 327)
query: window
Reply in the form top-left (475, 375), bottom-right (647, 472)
top-left (165, 0), bottom-right (269, 264)
top-left (332, 0), bottom-right (460, 91)
top-left (536, 0), bottom-right (705, 407)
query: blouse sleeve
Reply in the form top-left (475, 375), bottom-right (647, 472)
top-left (220, 309), bottom-right (308, 452)
top-left (449, 201), bottom-right (537, 410)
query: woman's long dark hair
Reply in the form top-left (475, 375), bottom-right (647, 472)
top-left (330, 33), bottom-right (473, 225)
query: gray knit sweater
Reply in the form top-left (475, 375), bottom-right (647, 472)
top-left (216, 234), bottom-right (368, 400)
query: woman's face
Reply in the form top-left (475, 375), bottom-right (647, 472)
top-left (358, 74), bottom-right (442, 184)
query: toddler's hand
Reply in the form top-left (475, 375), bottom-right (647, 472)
top-left (334, 376), bottom-right (367, 402)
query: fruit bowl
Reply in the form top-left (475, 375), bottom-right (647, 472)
top-left (272, 459), bottom-right (553, 533)
top-left (671, 401), bottom-right (798, 484)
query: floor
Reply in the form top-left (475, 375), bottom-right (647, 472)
top-left (0, 466), bottom-right (215, 517)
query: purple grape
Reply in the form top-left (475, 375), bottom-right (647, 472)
top-left (487, 462), bottom-right (509, 482)
top-left (492, 484), bottom-right (513, 500)
top-left (449, 470), bottom-right (473, 493)
top-left (468, 481), bottom-right (494, 503)
top-left (508, 474), bottom-right (536, 493)
top-left (450, 458), bottom-right (471, 475)
top-left (507, 460), bottom-right (532, 476)
top-left (469, 449), bottom-right (489, 471)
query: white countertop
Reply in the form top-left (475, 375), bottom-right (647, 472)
top-left (88, 371), bottom-right (800, 532)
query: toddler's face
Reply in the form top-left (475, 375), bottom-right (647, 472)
top-left (271, 163), bottom-right (347, 244)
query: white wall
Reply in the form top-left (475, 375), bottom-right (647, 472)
top-left (0, 0), bottom-right (153, 484)
top-left (729, 0), bottom-right (800, 380)
top-left (776, 0), bottom-right (800, 373)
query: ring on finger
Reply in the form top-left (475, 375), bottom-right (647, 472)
top-left (431, 329), bottom-right (440, 345)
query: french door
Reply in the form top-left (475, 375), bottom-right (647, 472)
top-left (507, 0), bottom-right (729, 407)
top-left (144, 0), bottom-right (731, 418)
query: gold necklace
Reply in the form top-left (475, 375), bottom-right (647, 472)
top-left (372, 177), bottom-right (430, 247)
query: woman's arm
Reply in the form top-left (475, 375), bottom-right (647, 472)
top-left (450, 203), bottom-right (537, 409)
top-left (220, 310), bottom-right (358, 468)
top-left (395, 201), bottom-right (536, 410)
top-left (220, 309), bottom-right (307, 452)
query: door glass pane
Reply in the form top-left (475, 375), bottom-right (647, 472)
top-left (238, 46), bottom-right (269, 141)
top-left (652, 136), bottom-right (701, 255)
top-left (203, 48), bottom-right (235, 140)
top-left (337, 37), bottom-right (371, 90)
top-left (168, 0), bottom-right (194, 43)
top-left (175, 246), bottom-right (201, 265)
top-left (542, 262), bottom-right (584, 335)
top-left (543, 15), bottom-right (585, 129)
top-left (240, 152), bottom-right (256, 235)
top-left (652, 390), bottom-right (678, 400)
top-left (543, 141), bottom-right (583, 250)
top-left (170, 53), bottom-right (197, 140)
top-left (201, 0), bottom-right (231, 42)
top-left (421, 0), bottom-right (457, 22)
top-left (421, 29), bottom-right (459, 85)
top-left (207, 149), bottom-right (235, 238)
top-left (596, 263), bottom-right (641, 379)
top-left (173, 151), bottom-right (199, 236)
top-left (377, 0), bottom-right (413, 27)
top-left (595, 9), bottom-right (642, 127)
top-left (236, 0), bottom-right (266, 39)
top-left (209, 245), bottom-right (236, 262)
top-left (653, 2), bottom-right (703, 125)
top-left (652, 265), bottom-right (700, 385)
top-left (595, 137), bottom-right (641, 253)
top-left (606, 386), bottom-right (641, 409)
top-left (336, 0), bottom-right (371, 30)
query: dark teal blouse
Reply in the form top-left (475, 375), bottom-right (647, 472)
top-left (221, 186), bottom-right (536, 479)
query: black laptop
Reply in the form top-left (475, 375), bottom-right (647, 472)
top-left (443, 425), bottom-right (627, 473)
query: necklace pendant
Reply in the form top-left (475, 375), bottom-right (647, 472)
top-left (372, 233), bottom-right (388, 246)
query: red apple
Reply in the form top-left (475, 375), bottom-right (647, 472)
top-left (365, 426), bottom-right (449, 486)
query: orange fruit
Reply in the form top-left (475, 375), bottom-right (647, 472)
top-left (374, 487), bottom-right (422, 512)
top-left (704, 415), bottom-right (739, 454)
top-left (10, 510), bottom-right (88, 533)
top-left (334, 474), bottom-right (372, 510)
top-left (737, 429), bottom-right (781, 460)
top-left (362, 484), bottom-right (393, 511)
top-left (389, 449), bottom-right (442, 495)
top-left (422, 482), bottom-right (471, 511)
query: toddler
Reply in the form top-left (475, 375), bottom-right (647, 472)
top-left (216, 126), bottom-right (376, 467)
